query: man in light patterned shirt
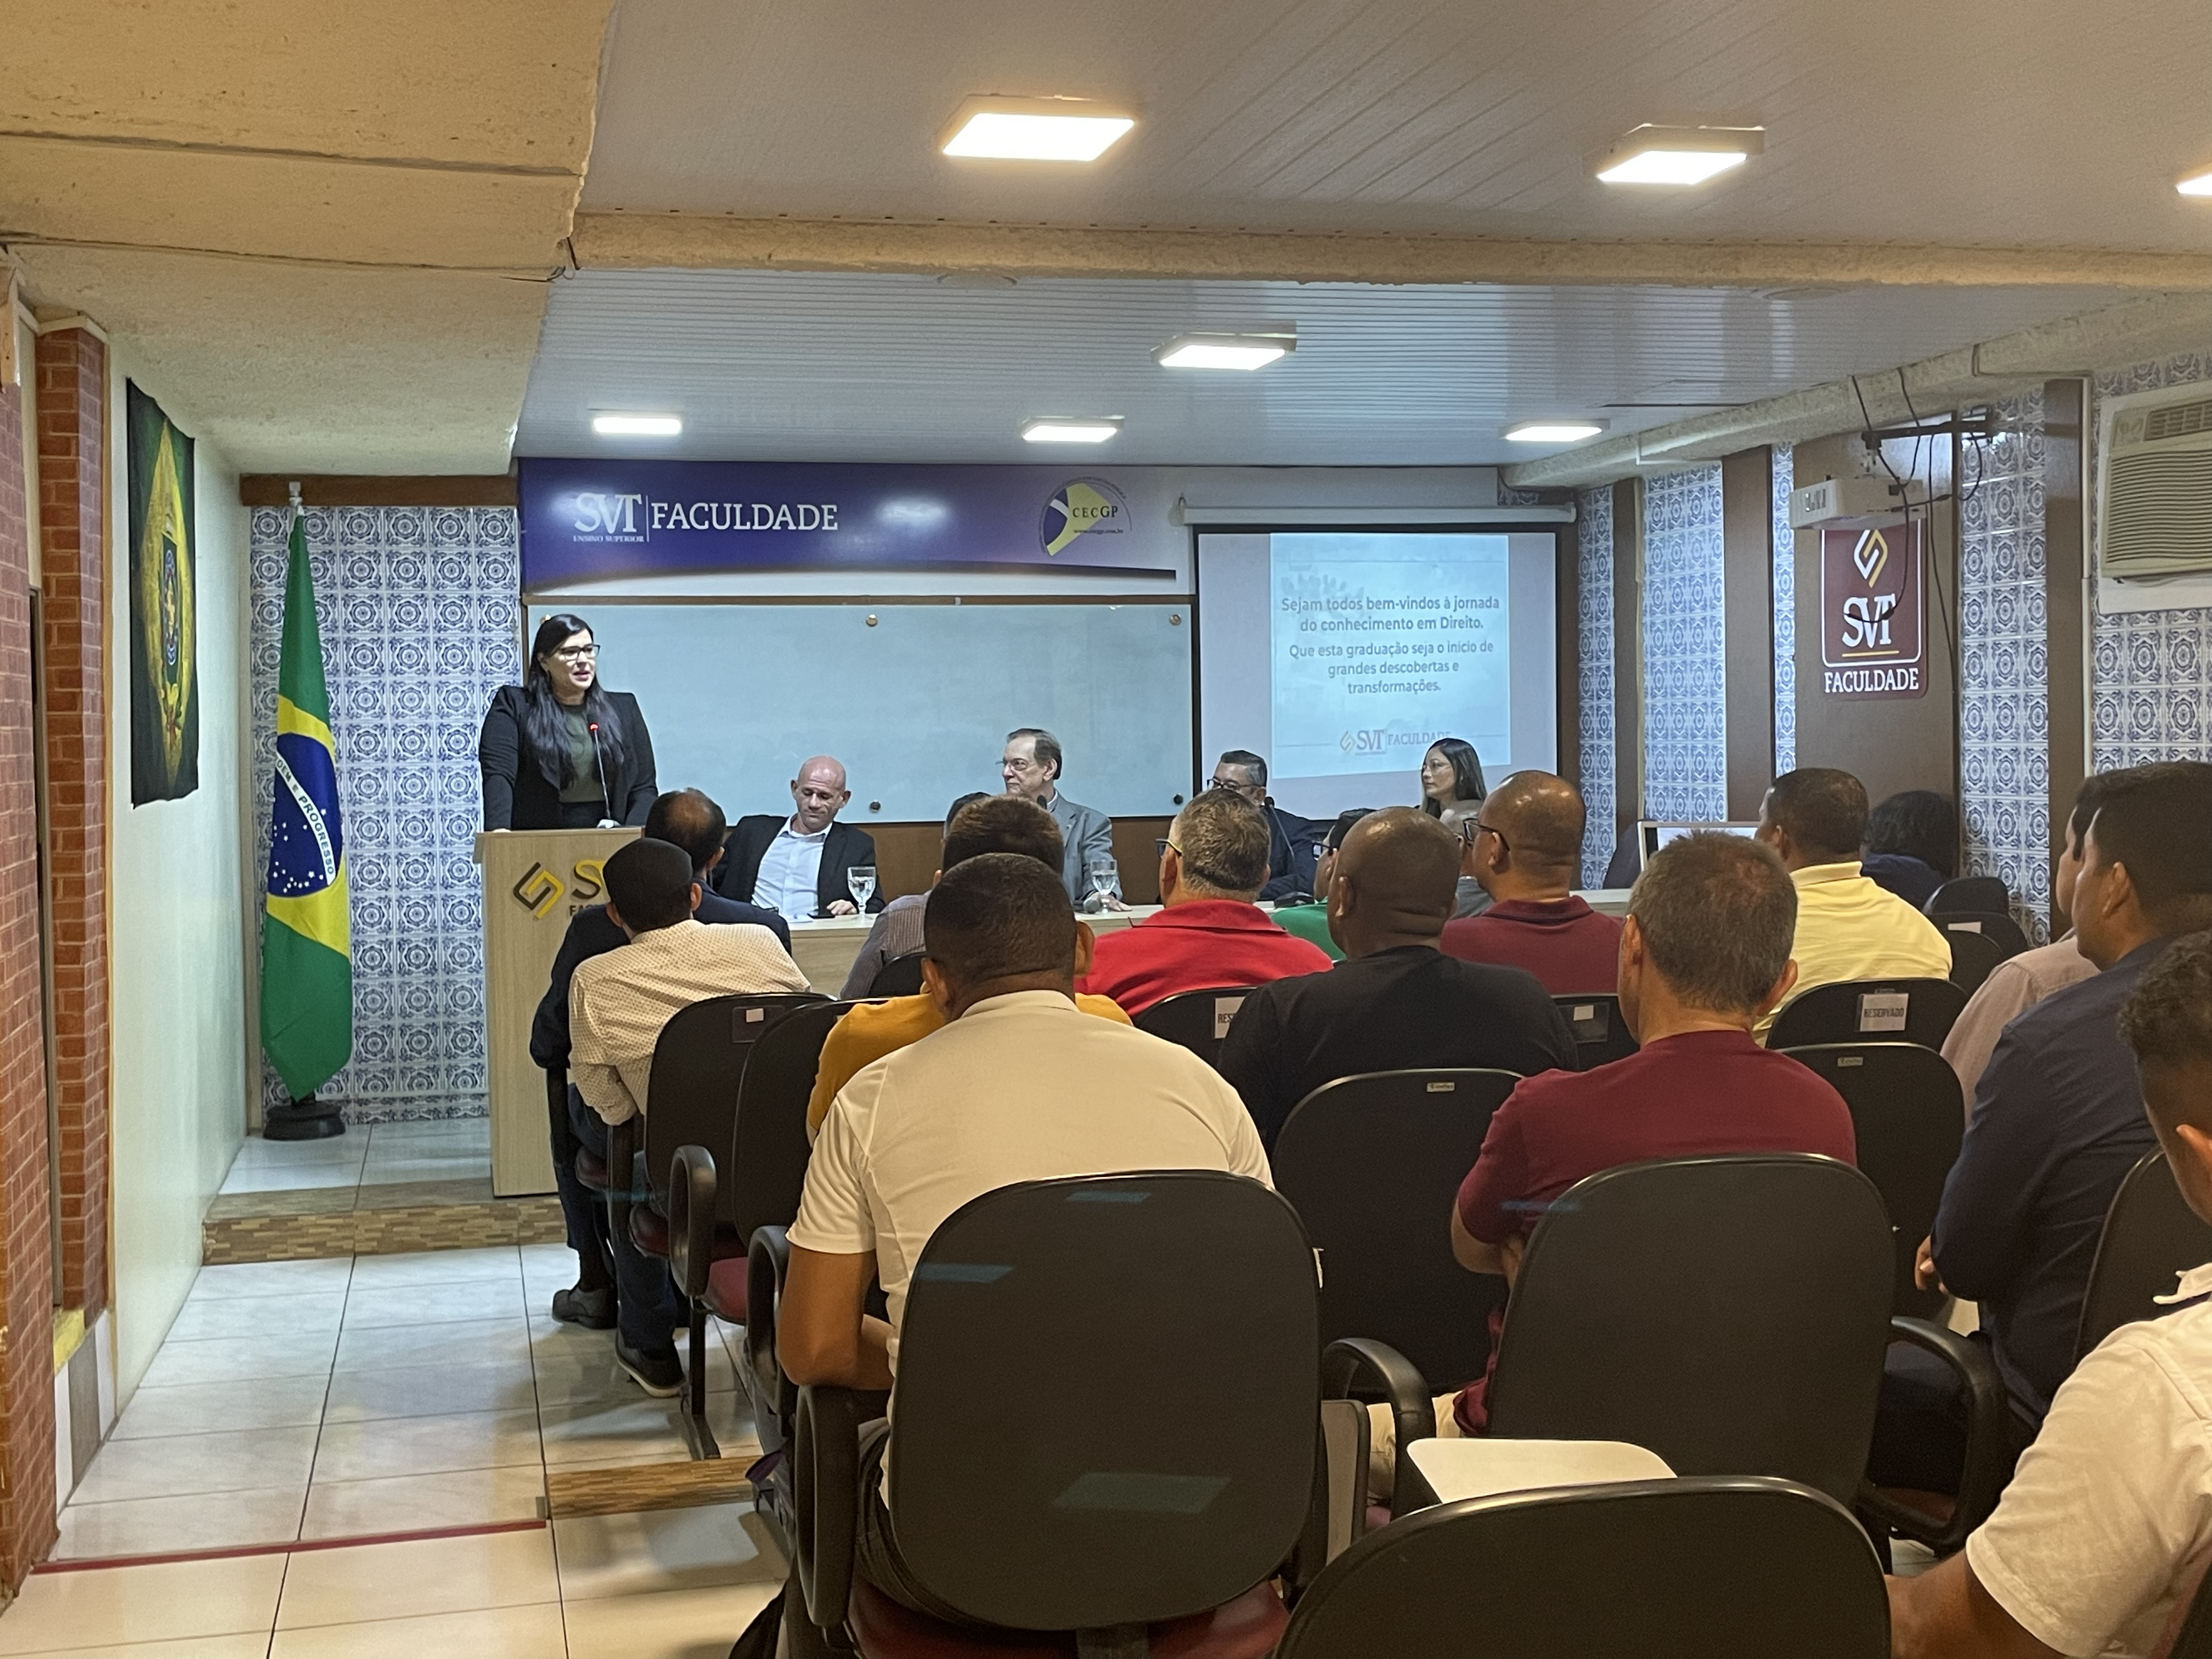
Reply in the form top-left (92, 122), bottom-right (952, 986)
top-left (568, 837), bottom-right (811, 1392)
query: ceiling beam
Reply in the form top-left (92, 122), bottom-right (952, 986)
top-left (568, 211), bottom-right (2212, 291)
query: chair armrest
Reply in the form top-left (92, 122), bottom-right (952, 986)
top-left (605, 1115), bottom-right (637, 1236)
top-left (745, 1227), bottom-right (798, 1454)
top-left (1858, 1317), bottom-right (2015, 1554)
top-left (667, 1145), bottom-right (717, 1301)
top-left (793, 1385), bottom-right (868, 1631)
top-left (1322, 1337), bottom-right (1434, 1519)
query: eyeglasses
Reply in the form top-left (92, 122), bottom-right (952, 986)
top-left (1208, 777), bottom-right (1263, 798)
top-left (549, 644), bottom-right (599, 661)
top-left (1466, 817), bottom-right (1509, 853)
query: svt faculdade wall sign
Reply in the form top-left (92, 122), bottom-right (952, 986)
top-left (1819, 520), bottom-right (1926, 700)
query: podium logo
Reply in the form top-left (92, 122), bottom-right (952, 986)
top-left (512, 862), bottom-right (565, 918)
top-left (1040, 478), bottom-right (1128, 557)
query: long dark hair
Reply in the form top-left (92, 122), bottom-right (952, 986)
top-left (1419, 737), bottom-right (1487, 815)
top-left (522, 613), bottom-right (625, 788)
top-left (1864, 789), bottom-right (1958, 878)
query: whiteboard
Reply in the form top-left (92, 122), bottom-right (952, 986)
top-left (533, 601), bottom-right (1195, 822)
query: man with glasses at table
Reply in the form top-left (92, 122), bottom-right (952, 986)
top-left (1001, 727), bottom-right (1122, 910)
top-left (1440, 771), bottom-right (1624, 994)
top-left (1209, 750), bottom-right (1325, 901)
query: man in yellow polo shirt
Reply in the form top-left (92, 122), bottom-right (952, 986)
top-left (1752, 768), bottom-right (1955, 1043)
top-left (807, 796), bottom-right (1130, 1134)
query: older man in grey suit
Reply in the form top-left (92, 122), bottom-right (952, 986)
top-left (1000, 727), bottom-right (1123, 909)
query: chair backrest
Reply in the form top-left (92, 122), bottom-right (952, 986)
top-left (2078, 1149), bottom-right (2212, 1359)
top-left (1939, 910), bottom-right (2033, 960)
top-left (1489, 1155), bottom-right (1893, 1505)
top-left (726, 999), bottom-right (862, 1240)
top-left (1944, 926), bottom-right (2010, 996)
top-left (1274, 1069), bottom-right (1521, 1390)
top-left (1554, 993), bottom-right (1638, 1070)
top-left (1767, 978), bottom-right (1967, 1053)
top-left (1131, 985), bottom-right (1259, 1072)
top-left (1274, 1477), bottom-right (1888, 1659)
top-left (1782, 1043), bottom-right (1965, 1319)
top-left (889, 1172), bottom-right (1318, 1632)
top-left (2163, 1553), bottom-right (2212, 1659)
top-left (868, 951), bottom-right (926, 997)
top-left (1927, 876), bottom-right (2012, 917)
top-left (642, 992), bottom-right (828, 1220)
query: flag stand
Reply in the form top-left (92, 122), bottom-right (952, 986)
top-left (264, 1092), bottom-right (346, 1141)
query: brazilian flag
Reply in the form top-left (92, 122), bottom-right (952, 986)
top-left (259, 511), bottom-right (352, 1099)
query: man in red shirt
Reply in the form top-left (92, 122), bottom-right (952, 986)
top-left (1368, 831), bottom-right (1858, 1486)
top-left (1077, 789), bottom-right (1331, 1016)
top-left (1438, 770), bottom-right (1623, 992)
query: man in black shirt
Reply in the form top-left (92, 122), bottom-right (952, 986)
top-left (1218, 806), bottom-right (1577, 1148)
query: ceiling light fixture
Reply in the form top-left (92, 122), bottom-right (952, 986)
top-left (1593, 125), bottom-right (1763, 186)
top-left (941, 95), bottom-right (1135, 162)
top-left (1154, 330), bottom-right (1297, 370)
top-left (2178, 166), bottom-right (2212, 197)
top-left (592, 413), bottom-right (682, 437)
top-left (1020, 416), bottom-right (1121, 444)
top-left (1504, 420), bottom-right (1608, 444)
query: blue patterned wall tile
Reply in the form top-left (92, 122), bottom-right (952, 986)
top-left (1772, 444), bottom-right (1797, 777)
top-left (1576, 486), bottom-right (1616, 884)
top-left (1641, 466), bottom-right (1728, 822)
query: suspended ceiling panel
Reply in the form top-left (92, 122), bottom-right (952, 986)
top-left (515, 267), bottom-right (2124, 465)
top-left (583, 0), bottom-right (2212, 256)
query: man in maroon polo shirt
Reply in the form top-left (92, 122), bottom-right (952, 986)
top-left (1076, 789), bottom-right (1332, 1017)
top-left (1368, 830), bottom-right (1858, 1486)
top-left (1439, 770), bottom-right (1623, 992)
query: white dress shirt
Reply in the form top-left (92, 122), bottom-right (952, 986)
top-left (568, 918), bottom-right (812, 1124)
top-left (755, 819), bottom-right (831, 918)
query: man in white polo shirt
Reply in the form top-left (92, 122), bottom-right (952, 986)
top-left (1888, 929), bottom-right (2212, 1658)
top-left (777, 850), bottom-right (1269, 1619)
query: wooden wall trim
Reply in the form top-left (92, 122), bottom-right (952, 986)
top-left (1720, 447), bottom-right (1777, 817)
top-left (1610, 476), bottom-right (1644, 844)
top-left (238, 475), bottom-right (517, 508)
top-left (2042, 377), bottom-right (2089, 910)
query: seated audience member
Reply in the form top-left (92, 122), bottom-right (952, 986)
top-left (1365, 832), bottom-right (1855, 1486)
top-left (1862, 788), bottom-right (1960, 911)
top-left (837, 792), bottom-right (988, 998)
top-left (1076, 790), bottom-right (1331, 1015)
top-left (1440, 771), bottom-right (1623, 992)
top-left (1271, 810), bottom-right (1370, 961)
top-left (714, 755), bottom-right (881, 918)
top-left (1218, 808), bottom-right (1577, 1149)
top-left (1437, 802), bottom-right (1492, 919)
top-left (1917, 761), bottom-right (2212, 1444)
top-left (1210, 750), bottom-right (1324, 901)
top-left (568, 837), bottom-right (811, 1393)
top-left (1940, 772), bottom-right (2110, 1102)
top-left (529, 788), bottom-right (787, 1329)
top-left (778, 852), bottom-right (1271, 1618)
top-left (808, 796), bottom-right (1132, 1135)
top-left (1888, 930), bottom-right (2212, 1659)
top-left (1751, 766), bottom-right (1953, 1041)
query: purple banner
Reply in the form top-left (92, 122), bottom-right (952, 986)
top-left (517, 458), bottom-right (1181, 589)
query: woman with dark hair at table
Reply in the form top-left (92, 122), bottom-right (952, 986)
top-left (479, 613), bottom-right (657, 830)
top-left (1419, 736), bottom-right (1487, 817)
top-left (1861, 788), bottom-right (1958, 910)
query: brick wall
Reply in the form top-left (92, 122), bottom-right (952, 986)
top-left (34, 330), bottom-right (106, 1320)
top-left (0, 354), bottom-right (58, 1584)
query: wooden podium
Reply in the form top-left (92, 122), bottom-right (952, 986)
top-left (476, 827), bottom-right (640, 1197)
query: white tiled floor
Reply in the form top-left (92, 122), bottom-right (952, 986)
top-left (8, 1243), bottom-right (781, 1657)
top-left (217, 1119), bottom-right (492, 1196)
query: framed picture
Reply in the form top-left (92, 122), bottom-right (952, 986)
top-left (127, 381), bottom-right (199, 803)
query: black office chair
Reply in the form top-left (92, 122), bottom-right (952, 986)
top-left (1132, 986), bottom-right (1259, 1073)
top-left (1333, 1155), bottom-right (1893, 1517)
top-left (2166, 1554), bottom-right (2212, 1659)
top-left (1768, 978), bottom-right (1967, 1052)
top-left (1927, 876), bottom-right (2012, 917)
top-left (2078, 1148), bottom-right (2212, 1356)
top-left (1939, 910), bottom-right (2034, 961)
top-left (1274, 1477), bottom-right (1890, 1659)
top-left (789, 1172), bottom-right (1317, 1658)
top-left (1782, 1043), bottom-right (1963, 1319)
top-left (1554, 992), bottom-right (1638, 1070)
top-left (1945, 926), bottom-right (2010, 996)
top-left (868, 952), bottom-right (926, 997)
top-left (1274, 1069), bottom-right (1520, 1392)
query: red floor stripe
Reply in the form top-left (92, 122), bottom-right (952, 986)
top-left (32, 1516), bottom-right (548, 1573)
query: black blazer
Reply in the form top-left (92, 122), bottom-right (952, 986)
top-left (1261, 804), bottom-right (1325, 902)
top-left (479, 684), bottom-right (657, 830)
top-left (712, 815), bottom-right (882, 917)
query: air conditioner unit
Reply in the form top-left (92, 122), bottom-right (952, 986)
top-left (2098, 386), bottom-right (2212, 580)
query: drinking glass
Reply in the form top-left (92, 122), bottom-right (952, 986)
top-left (847, 865), bottom-right (877, 911)
top-left (1086, 856), bottom-right (1119, 908)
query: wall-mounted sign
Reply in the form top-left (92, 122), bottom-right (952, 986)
top-left (517, 458), bottom-right (1178, 590)
top-left (1820, 520), bottom-right (1926, 700)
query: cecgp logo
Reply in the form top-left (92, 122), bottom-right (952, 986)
top-left (1040, 478), bottom-right (1128, 557)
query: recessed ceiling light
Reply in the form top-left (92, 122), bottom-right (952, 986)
top-left (2178, 166), bottom-right (2212, 197)
top-left (941, 95), bottom-right (1135, 162)
top-left (592, 413), bottom-right (682, 437)
top-left (1021, 416), bottom-right (1121, 444)
top-left (1504, 420), bottom-right (1608, 444)
top-left (1154, 330), bottom-right (1296, 370)
top-left (1593, 125), bottom-right (1763, 186)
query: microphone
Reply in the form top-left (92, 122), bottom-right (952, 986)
top-left (588, 720), bottom-right (614, 822)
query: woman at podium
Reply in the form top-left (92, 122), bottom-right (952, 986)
top-left (479, 612), bottom-right (658, 830)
